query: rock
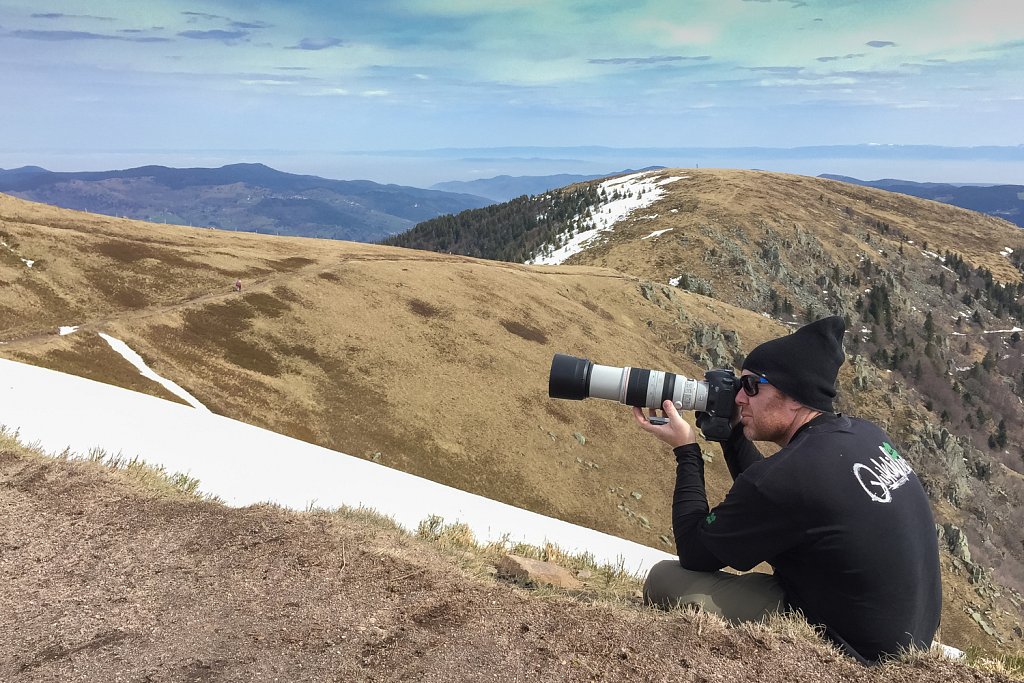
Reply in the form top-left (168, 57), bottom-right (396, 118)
top-left (573, 432), bottom-right (586, 445)
top-left (943, 523), bottom-right (972, 563)
top-left (969, 610), bottom-right (997, 637)
top-left (496, 554), bottom-right (583, 590)
top-left (851, 354), bottom-right (874, 391)
top-left (685, 322), bottom-right (742, 369)
top-left (630, 491), bottom-right (642, 500)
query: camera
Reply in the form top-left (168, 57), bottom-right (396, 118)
top-left (548, 353), bottom-right (738, 441)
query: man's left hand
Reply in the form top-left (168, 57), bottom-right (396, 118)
top-left (632, 400), bottom-right (697, 448)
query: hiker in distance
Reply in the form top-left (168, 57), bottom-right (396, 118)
top-left (634, 316), bottom-right (941, 665)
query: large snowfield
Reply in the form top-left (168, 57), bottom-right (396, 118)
top-left (0, 347), bottom-right (674, 576)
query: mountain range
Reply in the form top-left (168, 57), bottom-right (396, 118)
top-left (2, 163), bottom-right (1020, 243)
top-left (822, 175), bottom-right (1024, 228)
top-left (2, 169), bottom-right (1024, 669)
top-left (0, 163), bottom-right (491, 242)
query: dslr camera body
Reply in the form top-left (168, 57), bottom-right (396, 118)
top-left (548, 354), bottom-right (738, 441)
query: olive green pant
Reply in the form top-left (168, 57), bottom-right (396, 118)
top-left (644, 560), bottom-right (786, 624)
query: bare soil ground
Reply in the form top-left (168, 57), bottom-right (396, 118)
top-left (2, 440), bottom-right (1017, 683)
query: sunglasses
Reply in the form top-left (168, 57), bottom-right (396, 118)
top-left (739, 374), bottom-right (769, 396)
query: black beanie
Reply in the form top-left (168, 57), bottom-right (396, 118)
top-left (742, 316), bottom-right (846, 412)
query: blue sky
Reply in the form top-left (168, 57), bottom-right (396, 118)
top-left (1, 0), bottom-right (1022, 185)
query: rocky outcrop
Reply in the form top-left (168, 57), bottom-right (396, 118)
top-left (939, 522), bottom-right (972, 564)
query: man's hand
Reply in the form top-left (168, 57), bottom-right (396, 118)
top-left (632, 400), bottom-right (697, 448)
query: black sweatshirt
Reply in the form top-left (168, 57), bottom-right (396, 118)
top-left (671, 414), bottom-right (942, 664)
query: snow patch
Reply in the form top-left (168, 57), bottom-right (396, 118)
top-left (936, 643), bottom-right (965, 661)
top-left (98, 332), bottom-right (211, 412)
top-left (642, 228), bottom-right (674, 240)
top-left (59, 326), bottom-right (79, 336)
top-left (526, 172), bottom-right (688, 266)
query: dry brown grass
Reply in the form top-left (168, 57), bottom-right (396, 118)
top-left (2, 433), bottom-right (1019, 681)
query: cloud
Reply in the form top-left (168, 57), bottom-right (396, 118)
top-left (182, 11), bottom-right (228, 22)
top-left (978, 38), bottom-right (1024, 52)
top-left (287, 37), bottom-right (345, 50)
top-left (237, 72), bottom-right (316, 83)
top-left (12, 29), bottom-right (109, 41)
top-left (589, 55), bottom-right (711, 65)
top-left (178, 29), bottom-right (249, 42)
top-left (10, 29), bottom-right (169, 43)
top-left (866, 41), bottom-right (896, 48)
top-left (759, 75), bottom-right (858, 87)
top-left (817, 53), bottom-right (865, 62)
top-left (308, 87), bottom-right (351, 96)
top-left (745, 66), bottom-right (804, 75)
top-left (31, 13), bottom-right (115, 21)
top-left (122, 36), bottom-right (172, 43)
top-left (231, 21), bottom-right (272, 30)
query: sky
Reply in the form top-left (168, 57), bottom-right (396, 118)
top-left (0, 346), bottom-right (674, 577)
top-left (1, 0), bottom-right (1023, 185)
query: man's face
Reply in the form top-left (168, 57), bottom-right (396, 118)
top-left (735, 372), bottom-right (797, 445)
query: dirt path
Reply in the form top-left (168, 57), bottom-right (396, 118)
top-left (0, 251), bottom-right (631, 351)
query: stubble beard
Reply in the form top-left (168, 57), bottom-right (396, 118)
top-left (740, 394), bottom-right (792, 444)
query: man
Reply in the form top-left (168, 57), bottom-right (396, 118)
top-left (634, 316), bottom-right (941, 664)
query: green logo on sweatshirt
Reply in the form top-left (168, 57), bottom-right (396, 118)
top-left (705, 512), bottom-right (717, 525)
top-left (880, 442), bottom-right (902, 461)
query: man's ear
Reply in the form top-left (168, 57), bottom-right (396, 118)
top-left (782, 395), bottom-right (808, 415)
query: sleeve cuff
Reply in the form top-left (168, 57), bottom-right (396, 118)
top-left (673, 443), bottom-right (702, 463)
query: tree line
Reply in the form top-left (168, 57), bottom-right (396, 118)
top-left (382, 187), bottom-right (601, 263)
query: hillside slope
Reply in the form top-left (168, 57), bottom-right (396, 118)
top-left (0, 186), bottom-right (1022, 656)
top-left (393, 169), bottom-right (1024, 652)
top-left (3, 438), bottom-right (1017, 682)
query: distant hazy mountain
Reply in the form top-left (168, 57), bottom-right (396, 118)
top-left (820, 174), bottom-right (1023, 228)
top-left (430, 167), bottom-right (665, 202)
top-left (0, 165), bottom-right (49, 178)
top-left (0, 163), bottom-right (492, 242)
